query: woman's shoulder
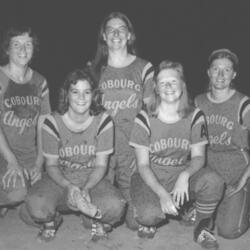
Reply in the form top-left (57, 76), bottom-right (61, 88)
top-left (133, 56), bottom-right (153, 67)
top-left (30, 68), bottom-right (47, 83)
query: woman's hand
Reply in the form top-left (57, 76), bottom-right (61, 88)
top-left (2, 160), bottom-right (29, 189)
top-left (67, 184), bottom-right (81, 207)
top-left (171, 171), bottom-right (190, 208)
top-left (29, 157), bottom-right (43, 185)
top-left (81, 188), bottom-right (91, 203)
top-left (159, 191), bottom-right (178, 216)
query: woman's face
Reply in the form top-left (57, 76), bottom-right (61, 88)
top-left (7, 32), bottom-right (34, 67)
top-left (68, 80), bottom-right (92, 117)
top-left (207, 58), bottom-right (236, 91)
top-left (103, 18), bottom-right (131, 51)
top-left (157, 68), bottom-right (183, 103)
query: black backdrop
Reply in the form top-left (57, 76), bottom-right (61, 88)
top-left (1, 0), bottom-right (250, 109)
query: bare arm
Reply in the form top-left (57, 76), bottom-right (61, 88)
top-left (172, 143), bottom-right (206, 207)
top-left (45, 157), bottom-right (71, 189)
top-left (135, 147), bottom-right (178, 215)
top-left (0, 126), bottom-right (27, 188)
top-left (30, 114), bottom-right (47, 184)
top-left (83, 153), bottom-right (108, 190)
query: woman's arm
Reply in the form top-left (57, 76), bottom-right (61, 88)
top-left (135, 147), bottom-right (178, 215)
top-left (45, 157), bottom-right (71, 188)
top-left (30, 115), bottom-right (47, 185)
top-left (83, 153), bottom-right (108, 188)
top-left (172, 143), bottom-right (206, 207)
top-left (0, 126), bottom-right (27, 188)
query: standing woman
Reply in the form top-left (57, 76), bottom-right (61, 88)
top-left (0, 26), bottom-right (51, 214)
top-left (25, 68), bottom-right (126, 242)
top-left (90, 11), bottom-right (154, 229)
top-left (195, 49), bottom-right (250, 239)
top-left (129, 60), bottom-right (224, 249)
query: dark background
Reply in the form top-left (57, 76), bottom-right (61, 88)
top-left (1, 0), bottom-right (250, 109)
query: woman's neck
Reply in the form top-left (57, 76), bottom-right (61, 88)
top-left (4, 63), bottom-right (30, 83)
top-left (158, 102), bottom-right (180, 123)
top-left (63, 111), bottom-right (92, 132)
top-left (210, 88), bottom-right (234, 102)
top-left (108, 49), bottom-right (135, 68)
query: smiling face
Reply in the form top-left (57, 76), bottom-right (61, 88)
top-left (103, 18), bottom-right (131, 51)
top-left (68, 80), bottom-right (92, 118)
top-left (7, 32), bottom-right (34, 67)
top-left (208, 57), bottom-right (236, 91)
top-left (156, 68), bottom-right (183, 104)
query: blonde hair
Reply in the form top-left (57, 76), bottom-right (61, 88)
top-left (146, 60), bottom-right (194, 118)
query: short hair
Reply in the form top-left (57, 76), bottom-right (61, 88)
top-left (57, 68), bottom-right (105, 115)
top-left (1, 26), bottom-right (39, 65)
top-left (147, 60), bottom-right (194, 118)
top-left (208, 48), bottom-right (239, 71)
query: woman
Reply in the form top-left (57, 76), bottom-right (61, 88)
top-left (195, 49), bottom-right (250, 239)
top-left (129, 60), bottom-right (224, 249)
top-left (90, 11), bottom-right (154, 229)
top-left (0, 26), bottom-right (51, 215)
top-left (24, 68), bottom-right (126, 242)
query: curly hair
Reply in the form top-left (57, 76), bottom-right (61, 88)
top-left (1, 25), bottom-right (39, 65)
top-left (146, 60), bottom-right (194, 118)
top-left (57, 67), bottom-right (105, 116)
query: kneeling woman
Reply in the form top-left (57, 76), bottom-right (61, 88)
top-left (25, 68), bottom-right (126, 241)
top-left (129, 60), bottom-right (224, 249)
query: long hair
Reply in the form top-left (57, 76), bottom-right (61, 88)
top-left (147, 60), bottom-right (194, 118)
top-left (0, 26), bottom-right (39, 65)
top-left (90, 12), bottom-right (137, 83)
top-left (57, 68), bottom-right (105, 116)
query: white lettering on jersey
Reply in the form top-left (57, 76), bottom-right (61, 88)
top-left (206, 114), bottom-right (233, 130)
top-left (59, 145), bottom-right (96, 158)
top-left (149, 138), bottom-right (189, 153)
top-left (103, 93), bottom-right (139, 116)
top-left (3, 111), bottom-right (39, 134)
top-left (150, 155), bottom-right (185, 166)
top-left (4, 96), bottom-right (40, 108)
top-left (101, 79), bottom-right (141, 92)
top-left (209, 131), bottom-right (231, 146)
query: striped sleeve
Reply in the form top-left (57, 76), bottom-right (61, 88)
top-left (42, 114), bottom-right (60, 159)
top-left (96, 112), bottom-right (114, 155)
top-left (238, 96), bottom-right (250, 129)
top-left (129, 110), bottom-right (151, 149)
top-left (142, 62), bottom-right (155, 101)
top-left (190, 108), bottom-right (208, 147)
top-left (40, 79), bottom-right (51, 114)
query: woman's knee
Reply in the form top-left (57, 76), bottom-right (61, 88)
top-left (7, 186), bottom-right (27, 204)
top-left (134, 203), bottom-right (165, 226)
top-left (217, 223), bottom-right (248, 239)
top-left (197, 171), bottom-right (225, 200)
top-left (100, 196), bottom-right (127, 224)
top-left (25, 194), bottom-right (56, 221)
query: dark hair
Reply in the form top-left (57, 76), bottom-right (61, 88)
top-left (147, 60), bottom-right (194, 118)
top-left (90, 12), bottom-right (137, 83)
top-left (57, 68), bottom-right (105, 115)
top-left (1, 26), bottom-right (39, 65)
top-left (208, 48), bottom-right (239, 71)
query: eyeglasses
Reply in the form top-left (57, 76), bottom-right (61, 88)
top-left (105, 26), bottom-right (128, 35)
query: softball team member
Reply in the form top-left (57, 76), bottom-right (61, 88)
top-left (130, 60), bottom-right (224, 249)
top-left (90, 12), bottom-right (154, 229)
top-left (24, 69), bottom-right (126, 242)
top-left (0, 26), bottom-right (51, 214)
top-left (195, 49), bottom-right (250, 239)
